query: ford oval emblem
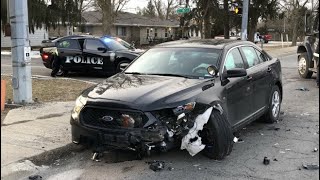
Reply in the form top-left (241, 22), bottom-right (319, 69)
top-left (101, 115), bottom-right (113, 122)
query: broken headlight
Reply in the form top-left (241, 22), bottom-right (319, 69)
top-left (71, 95), bottom-right (88, 120)
top-left (172, 102), bottom-right (196, 116)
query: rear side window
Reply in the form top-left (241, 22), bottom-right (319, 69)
top-left (57, 39), bottom-right (80, 49)
top-left (225, 48), bottom-right (245, 70)
top-left (85, 39), bottom-right (105, 51)
top-left (254, 49), bottom-right (268, 62)
top-left (241, 46), bottom-right (260, 68)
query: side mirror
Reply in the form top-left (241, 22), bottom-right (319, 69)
top-left (226, 68), bottom-right (247, 78)
top-left (207, 65), bottom-right (219, 77)
top-left (97, 47), bottom-right (107, 52)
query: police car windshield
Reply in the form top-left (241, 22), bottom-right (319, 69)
top-left (101, 38), bottom-right (127, 51)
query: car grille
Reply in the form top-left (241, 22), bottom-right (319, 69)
top-left (80, 107), bottom-right (147, 129)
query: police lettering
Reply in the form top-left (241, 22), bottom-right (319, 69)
top-left (65, 56), bottom-right (103, 65)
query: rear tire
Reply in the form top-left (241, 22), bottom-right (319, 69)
top-left (261, 85), bottom-right (281, 123)
top-left (201, 109), bottom-right (233, 160)
top-left (298, 53), bottom-right (313, 78)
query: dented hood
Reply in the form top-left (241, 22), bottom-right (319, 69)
top-left (85, 73), bottom-right (213, 111)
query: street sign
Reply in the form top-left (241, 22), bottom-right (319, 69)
top-left (177, 8), bottom-right (191, 14)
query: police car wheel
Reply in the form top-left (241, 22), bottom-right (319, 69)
top-left (117, 60), bottom-right (130, 72)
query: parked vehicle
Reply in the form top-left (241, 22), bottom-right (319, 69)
top-left (40, 36), bottom-right (140, 76)
top-left (261, 34), bottom-right (272, 43)
top-left (297, 10), bottom-right (319, 79)
top-left (70, 39), bottom-right (283, 160)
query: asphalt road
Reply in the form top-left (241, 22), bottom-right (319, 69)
top-left (2, 52), bottom-right (318, 180)
top-left (0, 55), bottom-right (106, 84)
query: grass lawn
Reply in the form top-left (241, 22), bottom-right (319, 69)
top-left (1, 75), bottom-right (95, 124)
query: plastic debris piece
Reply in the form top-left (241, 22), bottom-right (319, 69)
top-left (147, 160), bottom-right (165, 171)
top-left (168, 167), bottom-right (174, 171)
top-left (181, 107), bottom-right (213, 156)
top-left (274, 143), bottom-right (279, 146)
top-left (295, 87), bottom-right (310, 91)
top-left (29, 175), bottom-right (42, 180)
top-left (302, 164), bottom-right (319, 170)
top-left (301, 113), bottom-right (310, 116)
top-left (263, 157), bottom-right (270, 165)
top-left (273, 158), bottom-right (278, 161)
top-left (233, 137), bottom-right (239, 143)
top-left (313, 148), bottom-right (318, 152)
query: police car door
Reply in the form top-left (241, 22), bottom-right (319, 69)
top-left (56, 39), bottom-right (82, 71)
top-left (82, 38), bottom-right (112, 73)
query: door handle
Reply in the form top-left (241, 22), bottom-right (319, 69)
top-left (246, 76), bottom-right (253, 81)
top-left (267, 67), bottom-right (272, 72)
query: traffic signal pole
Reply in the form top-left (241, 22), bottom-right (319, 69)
top-left (241, 0), bottom-right (249, 40)
top-left (9, 0), bottom-right (33, 104)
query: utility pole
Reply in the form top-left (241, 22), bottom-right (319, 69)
top-left (9, 0), bottom-right (33, 104)
top-left (241, 0), bottom-right (249, 40)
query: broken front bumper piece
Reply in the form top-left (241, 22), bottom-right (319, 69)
top-left (181, 107), bottom-right (213, 156)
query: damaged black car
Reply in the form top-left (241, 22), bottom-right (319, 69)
top-left (70, 39), bottom-right (282, 160)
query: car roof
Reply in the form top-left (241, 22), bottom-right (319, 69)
top-left (154, 39), bottom-right (255, 49)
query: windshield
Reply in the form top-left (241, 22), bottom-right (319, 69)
top-left (101, 37), bottom-right (127, 51)
top-left (112, 37), bottom-right (132, 49)
top-left (125, 48), bottom-right (222, 79)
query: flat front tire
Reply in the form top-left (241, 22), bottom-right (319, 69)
top-left (201, 109), bottom-right (234, 160)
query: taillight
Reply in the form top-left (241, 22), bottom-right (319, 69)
top-left (42, 54), bottom-right (49, 60)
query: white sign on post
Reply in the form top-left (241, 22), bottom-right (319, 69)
top-left (24, 47), bottom-right (31, 62)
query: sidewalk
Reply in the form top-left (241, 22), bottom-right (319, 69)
top-left (1, 51), bottom-right (41, 58)
top-left (0, 46), bottom-right (299, 177)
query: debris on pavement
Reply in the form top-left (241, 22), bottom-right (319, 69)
top-left (263, 157), bottom-right (270, 165)
top-left (168, 167), bottom-right (174, 171)
top-left (300, 112), bottom-right (310, 116)
top-left (273, 158), bottom-right (278, 161)
top-left (274, 143), bottom-right (279, 146)
top-left (313, 148), bottom-right (318, 152)
top-left (147, 160), bottom-right (165, 171)
top-left (181, 107), bottom-right (213, 156)
top-left (268, 126), bottom-right (280, 131)
top-left (285, 149), bottom-right (291, 151)
top-left (233, 137), bottom-right (244, 143)
top-left (193, 164), bottom-right (201, 167)
top-left (295, 87), bottom-right (310, 91)
top-left (279, 151), bottom-right (286, 154)
top-left (260, 133), bottom-right (264, 136)
top-left (29, 175), bottom-right (42, 180)
top-left (302, 164), bottom-right (319, 170)
top-left (233, 137), bottom-right (238, 143)
top-left (286, 129), bottom-right (291, 131)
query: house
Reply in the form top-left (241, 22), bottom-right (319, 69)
top-left (1, 26), bottom-right (48, 48)
top-left (78, 11), bottom-right (181, 45)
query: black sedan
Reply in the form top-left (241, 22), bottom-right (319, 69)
top-left (70, 39), bottom-right (282, 159)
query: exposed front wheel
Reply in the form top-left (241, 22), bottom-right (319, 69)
top-left (262, 85), bottom-right (281, 123)
top-left (201, 109), bottom-right (234, 160)
top-left (117, 60), bottom-right (130, 72)
top-left (298, 53), bottom-right (313, 78)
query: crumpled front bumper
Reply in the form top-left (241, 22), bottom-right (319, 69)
top-left (71, 117), bottom-right (167, 150)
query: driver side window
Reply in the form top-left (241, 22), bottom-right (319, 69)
top-left (225, 48), bottom-right (245, 70)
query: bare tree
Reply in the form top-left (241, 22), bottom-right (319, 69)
top-left (94, 0), bottom-right (130, 34)
top-left (153, 0), bottom-right (165, 19)
top-left (164, 0), bottom-right (178, 20)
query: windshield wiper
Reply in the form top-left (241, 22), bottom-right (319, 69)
top-left (147, 73), bottom-right (192, 78)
